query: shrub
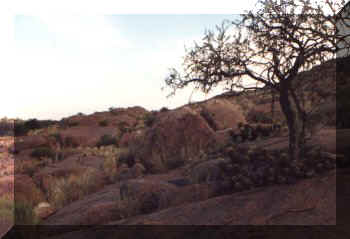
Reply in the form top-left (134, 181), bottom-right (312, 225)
top-left (96, 134), bottom-right (117, 147)
top-left (117, 122), bottom-right (129, 135)
top-left (166, 158), bottom-right (187, 170)
top-left (220, 144), bottom-right (336, 192)
top-left (102, 156), bottom-right (117, 183)
top-left (67, 121), bottom-right (79, 127)
top-left (109, 107), bottom-right (121, 116)
top-left (144, 113), bottom-right (156, 127)
top-left (246, 109), bottom-right (273, 124)
top-left (117, 148), bottom-right (135, 168)
top-left (14, 119), bottom-right (57, 136)
top-left (14, 200), bottom-right (39, 225)
top-left (99, 120), bottom-right (109, 127)
top-left (47, 168), bottom-right (101, 209)
top-left (160, 107), bottom-right (169, 112)
top-left (30, 147), bottom-right (54, 159)
top-left (15, 160), bottom-right (41, 176)
top-left (0, 195), bottom-right (14, 223)
top-left (64, 136), bottom-right (79, 148)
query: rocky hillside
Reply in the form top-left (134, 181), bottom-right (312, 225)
top-left (1, 58), bottom-right (348, 238)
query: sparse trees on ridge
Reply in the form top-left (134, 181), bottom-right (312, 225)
top-left (164, 0), bottom-right (350, 161)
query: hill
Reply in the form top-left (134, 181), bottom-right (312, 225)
top-left (1, 58), bottom-right (348, 237)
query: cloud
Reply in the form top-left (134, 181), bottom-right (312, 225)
top-left (37, 15), bottom-right (132, 50)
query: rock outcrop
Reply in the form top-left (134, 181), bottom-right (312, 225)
top-left (128, 107), bottom-right (218, 173)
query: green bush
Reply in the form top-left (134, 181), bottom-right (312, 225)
top-left (14, 119), bottom-right (57, 136)
top-left (160, 107), bottom-right (169, 112)
top-left (30, 147), bottom-right (55, 159)
top-left (118, 122), bottom-right (129, 135)
top-left (118, 148), bottom-right (135, 168)
top-left (99, 120), bottom-right (109, 127)
top-left (246, 109), bottom-right (273, 124)
top-left (96, 134), bottom-right (117, 147)
top-left (64, 136), bottom-right (79, 148)
top-left (144, 113), bottom-right (156, 127)
top-left (68, 121), bottom-right (79, 127)
top-left (109, 107), bottom-right (120, 116)
top-left (14, 200), bottom-right (39, 225)
top-left (0, 195), bottom-right (14, 223)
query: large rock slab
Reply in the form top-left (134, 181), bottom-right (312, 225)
top-left (41, 175), bottom-right (230, 226)
top-left (110, 169), bottom-right (336, 225)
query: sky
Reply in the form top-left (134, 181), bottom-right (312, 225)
top-left (0, 0), bottom-right (259, 120)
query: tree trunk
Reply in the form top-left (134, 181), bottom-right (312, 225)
top-left (279, 83), bottom-right (305, 161)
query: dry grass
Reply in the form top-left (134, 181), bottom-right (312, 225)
top-left (15, 159), bottom-right (43, 176)
top-left (102, 156), bottom-right (117, 183)
top-left (0, 195), bottom-right (14, 224)
top-left (47, 167), bottom-right (102, 209)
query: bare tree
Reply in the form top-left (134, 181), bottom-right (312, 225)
top-left (164, 0), bottom-right (349, 161)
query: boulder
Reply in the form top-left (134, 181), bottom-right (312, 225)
top-left (129, 107), bottom-right (218, 173)
top-left (193, 98), bottom-right (246, 131)
top-left (34, 202), bottom-right (55, 220)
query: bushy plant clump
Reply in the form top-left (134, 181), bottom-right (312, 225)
top-left (143, 112), bottom-right (157, 127)
top-left (0, 195), bottom-right (14, 223)
top-left (14, 119), bottom-right (57, 136)
top-left (96, 134), bottom-right (118, 147)
top-left (216, 145), bottom-right (336, 192)
top-left (30, 147), bottom-right (55, 159)
top-left (246, 109), bottom-right (273, 124)
top-left (47, 168), bottom-right (101, 209)
top-left (160, 107), bottom-right (169, 113)
top-left (14, 200), bottom-right (40, 225)
top-left (99, 120), bottom-right (109, 127)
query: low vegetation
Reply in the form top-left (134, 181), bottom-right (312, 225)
top-left (30, 147), bottom-right (55, 159)
top-left (14, 200), bottom-right (39, 225)
top-left (47, 168), bottom-right (102, 209)
top-left (219, 145), bottom-right (336, 192)
top-left (96, 134), bottom-right (118, 147)
top-left (0, 195), bottom-right (14, 224)
top-left (14, 118), bottom-right (57, 136)
top-left (99, 120), bottom-right (109, 127)
top-left (143, 112), bottom-right (157, 127)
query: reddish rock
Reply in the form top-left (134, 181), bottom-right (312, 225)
top-left (111, 169), bottom-right (336, 225)
top-left (63, 106), bottom-right (147, 128)
top-left (15, 174), bottom-right (46, 206)
top-left (193, 98), bottom-right (246, 131)
top-left (129, 107), bottom-right (218, 173)
top-left (34, 202), bottom-right (56, 220)
top-left (58, 126), bottom-right (118, 147)
top-left (15, 135), bottom-right (49, 152)
top-left (119, 129), bottom-right (145, 147)
top-left (41, 177), bottom-right (228, 226)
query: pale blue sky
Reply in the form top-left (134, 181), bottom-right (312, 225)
top-left (0, 0), bottom-right (259, 120)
